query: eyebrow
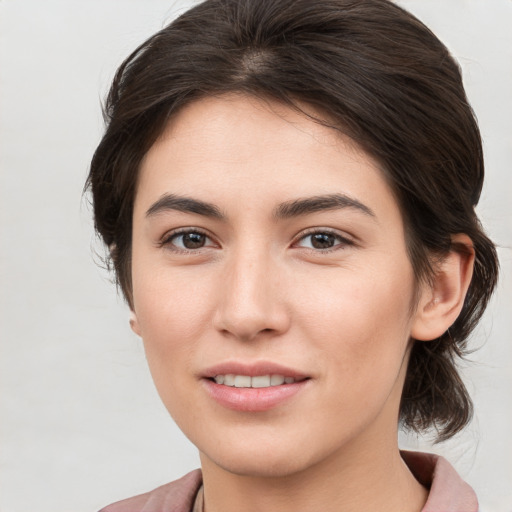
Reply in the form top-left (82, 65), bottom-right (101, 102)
top-left (146, 193), bottom-right (225, 219)
top-left (273, 193), bottom-right (376, 220)
top-left (145, 192), bottom-right (375, 221)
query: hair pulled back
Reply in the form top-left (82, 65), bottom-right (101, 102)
top-left (87, 0), bottom-right (498, 441)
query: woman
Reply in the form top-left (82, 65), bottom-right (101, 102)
top-left (87, 0), bottom-right (498, 510)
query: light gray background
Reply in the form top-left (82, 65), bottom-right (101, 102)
top-left (0, 1), bottom-right (511, 511)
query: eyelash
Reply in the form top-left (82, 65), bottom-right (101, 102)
top-left (159, 228), bottom-right (215, 253)
top-left (292, 228), bottom-right (355, 253)
top-left (159, 228), bottom-right (354, 254)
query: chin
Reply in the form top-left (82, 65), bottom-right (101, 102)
top-left (198, 432), bottom-right (334, 479)
top-left (209, 452), bottom-right (313, 479)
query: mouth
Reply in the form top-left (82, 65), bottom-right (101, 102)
top-left (209, 374), bottom-right (306, 388)
top-left (201, 362), bottom-right (311, 412)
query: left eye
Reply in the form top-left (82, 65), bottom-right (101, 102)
top-left (296, 231), bottom-right (349, 250)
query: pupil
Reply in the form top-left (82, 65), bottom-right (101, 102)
top-left (183, 232), bottom-right (205, 249)
top-left (311, 233), bottom-right (335, 249)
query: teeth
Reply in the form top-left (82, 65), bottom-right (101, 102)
top-left (270, 375), bottom-right (285, 386)
top-left (252, 375), bottom-right (271, 388)
top-left (234, 375), bottom-right (252, 388)
top-left (213, 374), bottom-right (297, 388)
top-left (223, 374), bottom-right (235, 386)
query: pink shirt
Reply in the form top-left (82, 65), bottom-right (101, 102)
top-left (99, 451), bottom-right (478, 512)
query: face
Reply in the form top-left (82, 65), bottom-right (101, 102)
top-left (131, 95), bottom-right (424, 478)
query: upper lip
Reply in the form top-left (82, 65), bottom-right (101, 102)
top-left (201, 361), bottom-right (309, 380)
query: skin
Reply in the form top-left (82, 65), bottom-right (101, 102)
top-left (129, 95), bottom-right (474, 512)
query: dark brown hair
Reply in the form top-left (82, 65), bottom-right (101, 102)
top-left (86, 0), bottom-right (498, 441)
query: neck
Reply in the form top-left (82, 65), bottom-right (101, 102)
top-left (200, 434), bottom-right (427, 512)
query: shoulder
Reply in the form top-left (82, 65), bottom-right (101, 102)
top-left (98, 469), bottom-right (202, 512)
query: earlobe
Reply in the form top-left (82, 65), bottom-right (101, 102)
top-left (129, 309), bottom-right (141, 336)
top-left (411, 234), bottom-right (475, 341)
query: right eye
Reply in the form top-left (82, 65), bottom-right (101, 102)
top-left (161, 229), bottom-right (215, 251)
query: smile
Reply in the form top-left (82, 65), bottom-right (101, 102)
top-left (201, 362), bottom-right (310, 411)
top-left (213, 374), bottom-right (300, 388)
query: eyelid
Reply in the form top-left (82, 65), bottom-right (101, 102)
top-left (158, 227), bottom-right (218, 251)
top-left (157, 226), bottom-right (355, 253)
top-left (292, 227), bottom-right (356, 251)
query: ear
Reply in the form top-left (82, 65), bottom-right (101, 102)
top-left (129, 309), bottom-right (141, 336)
top-left (411, 234), bottom-right (475, 341)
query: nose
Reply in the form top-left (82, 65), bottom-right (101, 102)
top-left (213, 249), bottom-right (290, 342)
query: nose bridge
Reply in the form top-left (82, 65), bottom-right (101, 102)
top-left (214, 243), bottom-right (288, 340)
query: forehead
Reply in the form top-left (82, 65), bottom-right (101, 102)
top-left (148, 94), bottom-right (367, 165)
top-left (135, 94), bottom-right (401, 223)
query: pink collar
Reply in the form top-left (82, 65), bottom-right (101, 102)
top-left (401, 450), bottom-right (479, 512)
top-left (100, 451), bottom-right (479, 512)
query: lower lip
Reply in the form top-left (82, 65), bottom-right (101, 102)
top-left (202, 379), bottom-right (309, 412)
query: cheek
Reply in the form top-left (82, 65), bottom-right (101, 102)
top-left (132, 268), bottom-right (218, 425)
top-left (296, 258), bottom-right (415, 380)
top-left (132, 263), bottom-right (217, 370)
top-left (134, 256), bottom-right (214, 321)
